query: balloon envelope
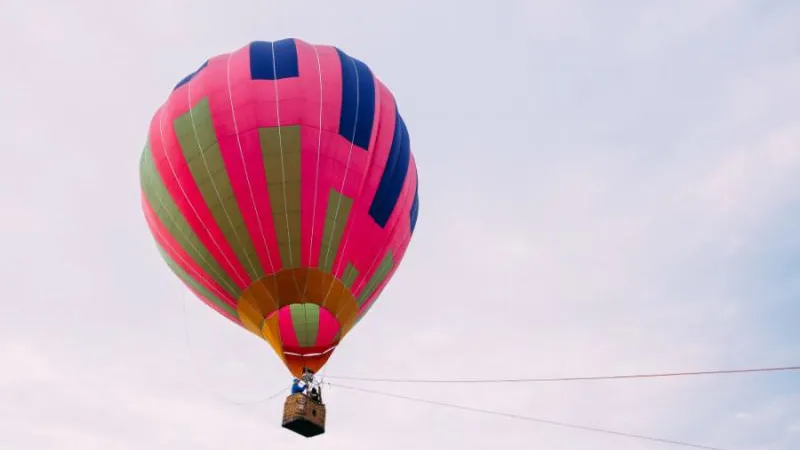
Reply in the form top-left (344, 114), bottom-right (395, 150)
top-left (139, 38), bottom-right (420, 377)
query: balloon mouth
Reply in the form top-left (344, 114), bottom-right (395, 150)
top-left (233, 268), bottom-right (362, 377)
top-left (266, 303), bottom-right (342, 356)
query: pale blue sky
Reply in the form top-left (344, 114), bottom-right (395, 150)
top-left (1, 0), bottom-right (798, 449)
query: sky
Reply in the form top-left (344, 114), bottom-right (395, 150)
top-left (1, 0), bottom-right (799, 449)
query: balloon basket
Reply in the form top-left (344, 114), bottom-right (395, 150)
top-left (282, 392), bottom-right (326, 438)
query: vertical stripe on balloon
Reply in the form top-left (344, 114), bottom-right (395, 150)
top-left (290, 303), bottom-right (320, 348)
top-left (319, 189), bottom-right (354, 273)
top-left (140, 145), bottom-right (241, 299)
top-left (249, 39), bottom-right (300, 80)
top-left (410, 168), bottom-right (420, 234)
top-left (336, 48), bottom-right (375, 150)
top-left (260, 125), bottom-right (302, 269)
top-left (143, 195), bottom-right (236, 305)
top-left (356, 250), bottom-right (394, 307)
top-left (369, 109), bottom-right (410, 228)
top-left (341, 263), bottom-right (359, 289)
top-left (155, 243), bottom-right (239, 320)
top-left (174, 98), bottom-right (264, 281)
top-left (314, 307), bottom-right (341, 347)
top-left (278, 306), bottom-right (300, 348)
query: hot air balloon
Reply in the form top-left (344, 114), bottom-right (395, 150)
top-left (138, 38), bottom-right (419, 437)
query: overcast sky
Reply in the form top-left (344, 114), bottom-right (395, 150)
top-left (1, 0), bottom-right (799, 449)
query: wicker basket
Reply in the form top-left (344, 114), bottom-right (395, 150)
top-left (282, 393), bottom-right (326, 437)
